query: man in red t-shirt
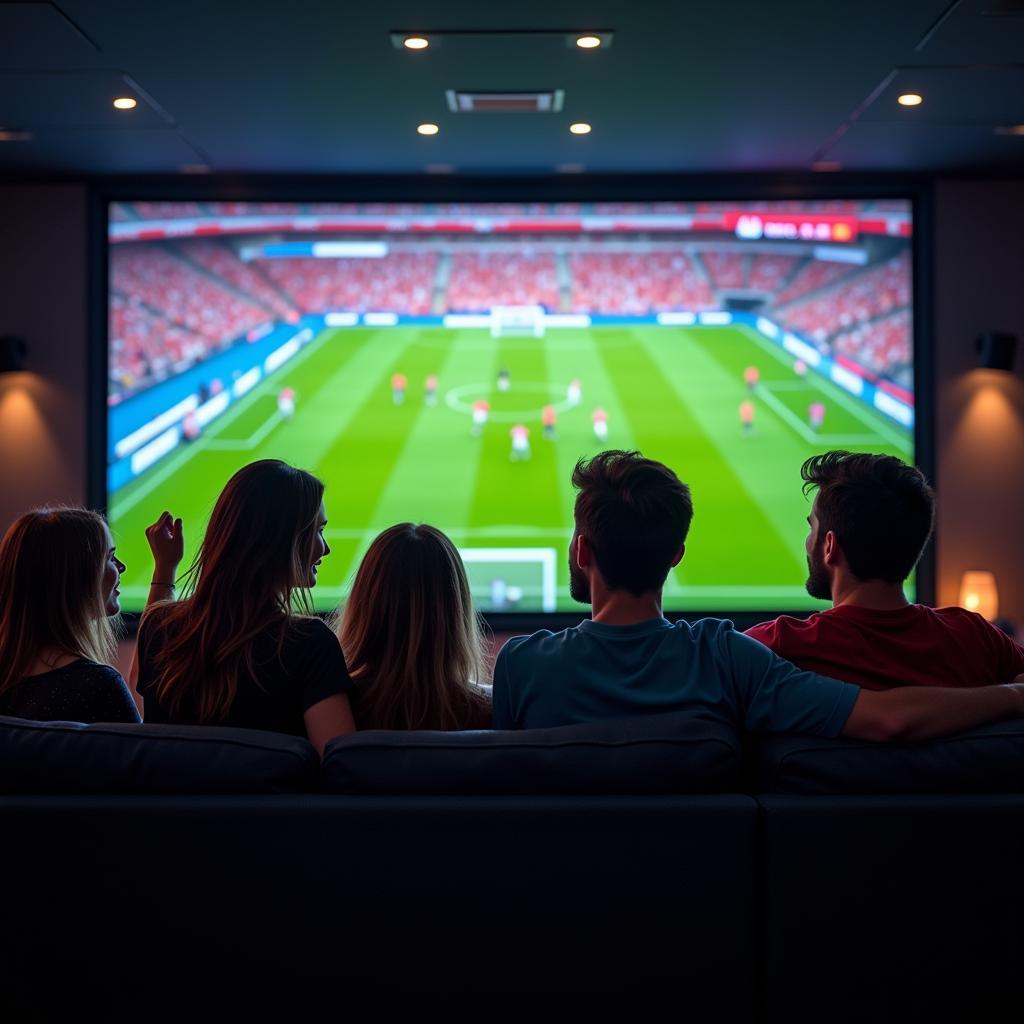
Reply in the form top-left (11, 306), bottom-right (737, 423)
top-left (746, 451), bottom-right (1024, 689)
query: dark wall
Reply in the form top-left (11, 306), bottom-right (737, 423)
top-left (1, 182), bottom-right (1022, 621)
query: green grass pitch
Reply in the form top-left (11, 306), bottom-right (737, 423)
top-left (110, 324), bottom-right (913, 614)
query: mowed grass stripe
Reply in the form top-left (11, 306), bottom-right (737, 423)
top-left (637, 326), bottom-right (822, 579)
top-left (466, 335), bottom-right (565, 538)
top-left (110, 326), bottom-right (386, 598)
top-left (309, 329), bottom-right (446, 591)
top-left (595, 327), bottom-right (804, 588)
top-left (336, 329), bottom-right (501, 590)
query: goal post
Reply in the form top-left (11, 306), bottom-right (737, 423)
top-left (489, 305), bottom-right (546, 339)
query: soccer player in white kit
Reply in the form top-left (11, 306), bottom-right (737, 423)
top-left (510, 423), bottom-right (531, 461)
top-left (567, 378), bottom-right (582, 406)
top-left (471, 399), bottom-right (490, 437)
top-left (277, 387), bottom-right (295, 420)
top-left (592, 407), bottom-right (609, 441)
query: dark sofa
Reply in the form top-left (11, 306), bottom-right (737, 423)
top-left (2, 711), bottom-right (1023, 1021)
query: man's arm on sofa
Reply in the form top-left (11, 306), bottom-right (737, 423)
top-left (842, 683), bottom-right (1024, 742)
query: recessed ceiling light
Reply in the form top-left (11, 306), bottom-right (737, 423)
top-left (576, 35), bottom-right (602, 48)
top-left (417, 122), bottom-right (439, 135)
top-left (113, 96), bottom-right (137, 110)
top-left (569, 122), bottom-right (592, 135)
top-left (897, 93), bottom-right (923, 107)
top-left (404, 36), bottom-right (429, 50)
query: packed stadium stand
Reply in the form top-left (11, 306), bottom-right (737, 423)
top-left (131, 201), bottom-right (209, 220)
top-left (260, 252), bottom-right (438, 315)
top-left (747, 254), bottom-right (799, 292)
top-left (175, 240), bottom-right (298, 322)
top-left (701, 251), bottom-right (746, 289)
top-left (446, 252), bottom-right (559, 312)
top-left (111, 245), bottom-right (271, 346)
top-left (569, 252), bottom-right (715, 314)
top-left (774, 251), bottom-right (911, 342)
top-left (773, 258), bottom-right (858, 305)
top-left (832, 308), bottom-right (912, 382)
top-left (109, 295), bottom-right (208, 392)
top-left (109, 226), bottom-right (913, 396)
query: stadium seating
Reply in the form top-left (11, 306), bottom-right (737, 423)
top-left (176, 240), bottom-right (298, 322)
top-left (569, 251), bottom-right (714, 313)
top-left (775, 252), bottom-right (910, 343)
top-left (832, 308), bottom-right (911, 381)
top-left (702, 251), bottom-right (746, 289)
top-left (261, 252), bottom-right (438, 315)
top-left (747, 254), bottom-right (799, 292)
top-left (446, 251), bottom-right (559, 312)
top-left (773, 259), bottom-right (857, 305)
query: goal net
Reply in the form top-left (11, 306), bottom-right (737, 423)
top-left (490, 305), bottom-right (546, 339)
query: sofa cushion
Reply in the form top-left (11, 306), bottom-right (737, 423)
top-left (0, 716), bottom-right (318, 794)
top-left (321, 711), bottom-right (741, 794)
top-left (754, 718), bottom-right (1024, 794)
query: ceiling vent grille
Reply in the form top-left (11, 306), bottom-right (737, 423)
top-left (445, 90), bottom-right (564, 113)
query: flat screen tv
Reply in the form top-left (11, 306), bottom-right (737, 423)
top-left (103, 195), bottom-right (919, 616)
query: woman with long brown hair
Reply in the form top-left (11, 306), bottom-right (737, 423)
top-left (134, 460), bottom-right (355, 754)
top-left (337, 523), bottom-right (491, 730)
top-left (0, 507), bottom-right (140, 722)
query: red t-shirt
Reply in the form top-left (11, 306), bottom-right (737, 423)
top-left (745, 604), bottom-right (1024, 690)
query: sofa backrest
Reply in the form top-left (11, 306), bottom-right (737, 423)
top-left (753, 717), bottom-right (1024, 794)
top-left (0, 716), bottom-right (318, 794)
top-left (321, 710), bottom-right (742, 794)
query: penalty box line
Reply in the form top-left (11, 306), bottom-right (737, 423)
top-left (756, 383), bottom-right (879, 446)
top-left (736, 325), bottom-right (911, 450)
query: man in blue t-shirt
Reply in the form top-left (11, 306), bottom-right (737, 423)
top-left (492, 450), bottom-right (1024, 739)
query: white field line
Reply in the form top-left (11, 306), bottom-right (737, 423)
top-left (736, 325), bottom-right (912, 450)
top-left (205, 408), bottom-right (284, 450)
top-left (757, 384), bottom-right (878, 446)
top-left (112, 329), bottom-right (336, 515)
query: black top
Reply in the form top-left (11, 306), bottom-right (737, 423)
top-left (137, 611), bottom-right (353, 737)
top-left (0, 659), bottom-right (141, 723)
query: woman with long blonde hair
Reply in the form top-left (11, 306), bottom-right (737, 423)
top-left (338, 523), bottom-right (491, 730)
top-left (134, 460), bottom-right (355, 754)
top-left (0, 507), bottom-right (140, 722)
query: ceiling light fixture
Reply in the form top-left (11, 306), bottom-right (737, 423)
top-left (113, 96), bottom-right (137, 110)
top-left (417, 122), bottom-right (439, 135)
top-left (897, 93), bottom-right (923, 107)
top-left (569, 122), bottom-right (592, 135)
top-left (576, 35), bottom-right (602, 48)
top-left (403, 36), bottom-right (429, 50)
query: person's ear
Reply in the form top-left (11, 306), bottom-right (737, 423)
top-left (823, 530), bottom-right (840, 566)
top-left (576, 534), bottom-right (593, 568)
top-left (671, 543), bottom-right (685, 568)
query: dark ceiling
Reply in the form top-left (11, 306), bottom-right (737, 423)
top-left (1, 0), bottom-right (1022, 176)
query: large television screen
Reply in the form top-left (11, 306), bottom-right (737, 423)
top-left (106, 198), bottom-right (915, 614)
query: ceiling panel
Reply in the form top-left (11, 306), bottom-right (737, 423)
top-left (0, 1), bottom-right (101, 68)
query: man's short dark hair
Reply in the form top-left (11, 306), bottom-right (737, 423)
top-left (572, 450), bottom-right (693, 596)
top-left (802, 451), bottom-right (935, 583)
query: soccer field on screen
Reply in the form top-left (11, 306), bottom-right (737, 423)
top-left (110, 323), bottom-right (913, 613)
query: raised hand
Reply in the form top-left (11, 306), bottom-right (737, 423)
top-left (145, 511), bottom-right (184, 582)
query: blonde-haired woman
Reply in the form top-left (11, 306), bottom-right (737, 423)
top-left (338, 523), bottom-right (491, 730)
top-left (0, 507), bottom-right (140, 723)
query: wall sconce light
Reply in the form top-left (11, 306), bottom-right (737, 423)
top-left (959, 570), bottom-right (999, 621)
top-left (0, 335), bottom-right (27, 373)
top-left (976, 333), bottom-right (1017, 372)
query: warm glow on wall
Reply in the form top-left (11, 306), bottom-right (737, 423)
top-left (959, 571), bottom-right (999, 621)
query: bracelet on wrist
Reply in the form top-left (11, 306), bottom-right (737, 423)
top-left (150, 580), bottom-right (176, 588)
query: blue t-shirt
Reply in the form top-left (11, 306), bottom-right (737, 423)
top-left (492, 616), bottom-right (859, 736)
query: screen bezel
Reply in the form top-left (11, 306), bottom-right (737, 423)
top-left (89, 174), bottom-right (934, 632)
